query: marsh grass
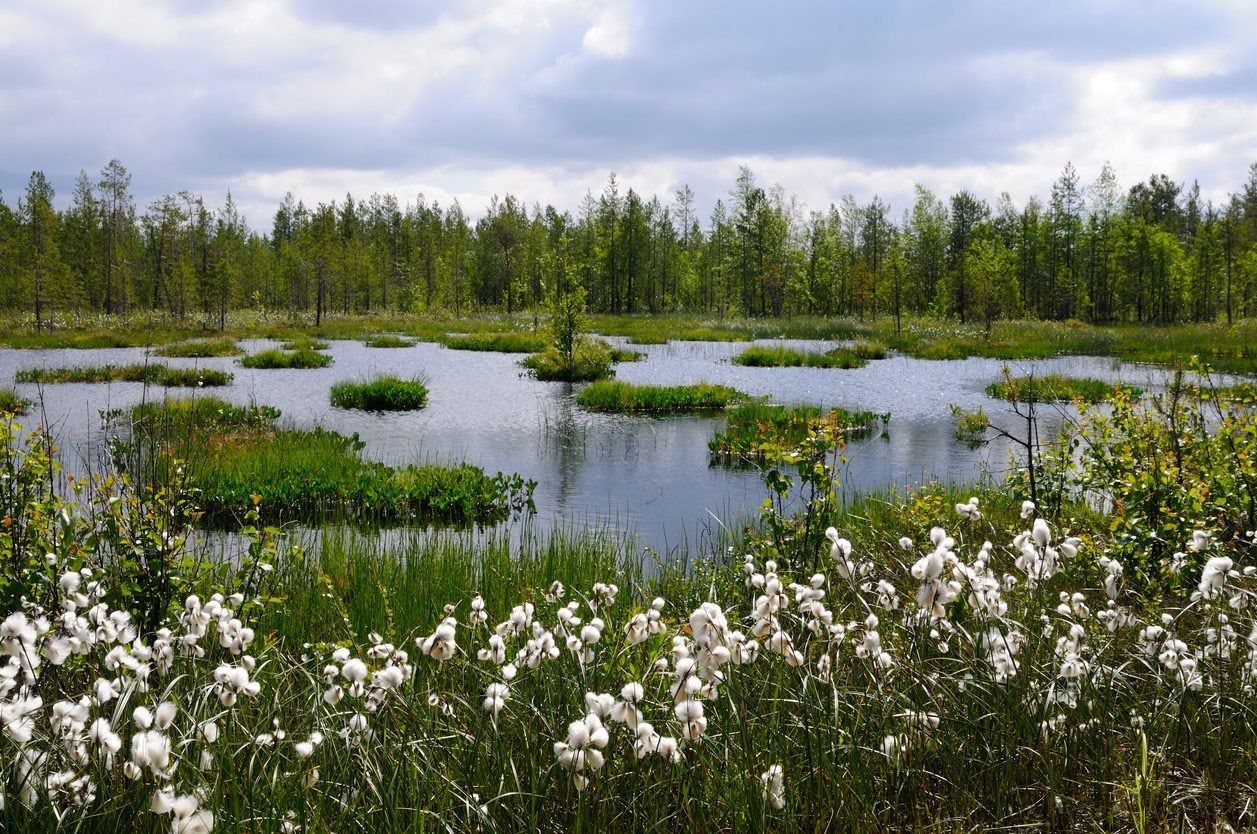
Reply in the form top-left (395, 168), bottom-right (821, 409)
top-left (732, 344), bottom-right (872, 369)
top-left (123, 398), bottom-right (533, 526)
top-left (577, 380), bottom-right (746, 413)
top-left (362, 334), bottom-right (416, 348)
top-left (240, 348), bottom-right (333, 369)
top-left (709, 402), bottom-right (885, 463)
top-left (986, 374), bottom-right (1144, 403)
top-left (0, 388), bottom-right (30, 414)
top-left (442, 332), bottom-right (549, 353)
top-left (14, 363), bottom-right (232, 386)
top-left (154, 337), bottom-right (242, 357)
top-left (279, 337), bottom-right (329, 351)
top-left (330, 375), bottom-right (429, 411)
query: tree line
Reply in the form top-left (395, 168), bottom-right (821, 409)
top-left (2, 159), bottom-right (1256, 329)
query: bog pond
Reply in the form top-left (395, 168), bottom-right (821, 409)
top-left (0, 337), bottom-right (1213, 554)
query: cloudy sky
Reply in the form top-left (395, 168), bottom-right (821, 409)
top-left (1, 0), bottom-right (1255, 227)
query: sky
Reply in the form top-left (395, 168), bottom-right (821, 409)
top-left (1, 0), bottom-right (1255, 228)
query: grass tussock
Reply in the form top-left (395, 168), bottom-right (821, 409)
top-left (732, 343), bottom-right (876, 369)
top-left (14, 363), bottom-right (232, 387)
top-left (442, 332), bottom-right (548, 353)
top-left (124, 398), bottom-right (532, 526)
top-left (577, 380), bottom-right (745, 413)
top-left (0, 388), bottom-right (30, 414)
top-left (986, 374), bottom-right (1143, 403)
top-left (362, 334), bottom-right (415, 348)
top-left (279, 337), bottom-right (329, 351)
top-left (154, 337), bottom-right (242, 357)
top-left (239, 348), bottom-right (333, 369)
top-left (709, 402), bottom-right (885, 462)
top-left (330, 375), bottom-right (429, 411)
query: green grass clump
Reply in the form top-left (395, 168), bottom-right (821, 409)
top-left (155, 337), bottom-right (242, 357)
top-left (577, 380), bottom-right (745, 413)
top-left (732, 344), bottom-right (870, 369)
top-left (609, 346), bottom-right (645, 362)
top-left (441, 332), bottom-right (548, 353)
top-left (240, 348), bottom-right (333, 369)
top-left (362, 334), bottom-right (415, 348)
top-left (279, 337), bottom-right (329, 351)
top-left (330, 376), bottom-right (429, 411)
top-left (986, 374), bottom-right (1143, 403)
top-left (709, 402), bottom-right (884, 462)
top-left (126, 400), bottom-right (533, 526)
top-left (0, 389), bottom-right (30, 414)
top-left (14, 363), bottom-right (232, 387)
top-left (521, 338), bottom-right (615, 382)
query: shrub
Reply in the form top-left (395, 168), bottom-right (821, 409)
top-left (522, 337), bottom-right (614, 382)
top-left (577, 380), bottom-right (745, 413)
top-left (240, 348), bottom-right (333, 369)
top-left (330, 376), bottom-right (429, 411)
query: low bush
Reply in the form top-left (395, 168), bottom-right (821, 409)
top-left (0, 388), bottom-right (30, 414)
top-left (521, 338), bottom-right (615, 382)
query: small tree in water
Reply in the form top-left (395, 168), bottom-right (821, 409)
top-left (547, 275), bottom-right (586, 380)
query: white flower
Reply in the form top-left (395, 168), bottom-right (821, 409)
top-left (553, 714), bottom-right (609, 789)
top-left (1020, 500), bottom-right (1036, 519)
top-left (1187, 530), bottom-right (1210, 552)
top-left (761, 764), bottom-right (785, 810)
top-left (418, 617), bottom-right (458, 661)
top-left (1200, 556), bottom-right (1234, 599)
top-left (955, 497), bottom-right (981, 520)
top-left (483, 683), bottom-right (510, 717)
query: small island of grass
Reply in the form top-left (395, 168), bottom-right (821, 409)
top-left (577, 380), bottom-right (745, 413)
top-left (732, 341), bottom-right (884, 369)
top-left (15, 364), bottom-right (232, 387)
top-left (155, 337), bottom-right (242, 358)
top-left (330, 375), bottom-right (429, 411)
top-left (240, 348), bottom-right (333, 369)
top-left (363, 334), bottom-right (415, 348)
top-left (709, 402), bottom-right (885, 463)
top-left (442, 332), bottom-right (549, 353)
top-left (986, 374), bottom-right (1142, 403)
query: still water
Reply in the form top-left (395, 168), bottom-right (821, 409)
top-left (0, 337), bottom-right (1212, 554)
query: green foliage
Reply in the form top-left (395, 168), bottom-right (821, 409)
top-left (240, 348), bottom-right (333, 369)
top-left (0, 388), bottom-right (30, 414)
top-left (279, 336), bottom-right (329, 351)
top-left (122, 400), bottom-right (533, 527)
top-left (155, 337), bottom-right (242, 357)
top-left (330, 375), bottom-right (429, 411)
top-left (577, 380), bottom-right (745, 413)
top-left (362, 334), bottom-right (414, 348)
top-left (14, 363), bottom-right (232, 386)
top-left (732, 344), bottom-right (872, 369)
top-left (710, 402), bottom-right (886, 463)
top-left (440, 332), bottom-right (547, 353)
top-left (986, 374), bottom-right (1144, 403)
top-left (521, 337), bottom-right (614, 382)
top-left (950, 403), bottom-right (989, 447)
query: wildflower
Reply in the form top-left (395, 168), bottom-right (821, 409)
top-left (955, 496), bottom-right (981, 520)
top-left (1187, 530), bottom-right (1210, 552)
top-left (674, 698), bottom-right (707, 740)
top-left (826, 527), bottom-right (854, 578)
top-left (483, 682), bottom-right (510, 717)
top-left (418, 617), bottom-right (458, 661)
top-left (152, 790), bottom-right (214, 834)
top-left (761, 764), bottom-right (785, 810)
top-left (1199, 556), bottom-right (1234, 599)
top-left (553, 714), bottom-right (609, 789)
top-left (130, 729), bottom-right (173, 779)
top-left (1020, 500), bottom-right (1036, 519)
top-left (469, 595), bottom-right (488, 626)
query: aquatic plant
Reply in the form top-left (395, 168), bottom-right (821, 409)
top-left (441, 332), bottom-right (549, 353)
top-left (522, 337), bottom-right (615, 382)
top-left (0, 388), bottom-right (30, 414)
top-left (986, 374), bottom-right (1143, 403)
top-left (709, 402), bottom-right (885, 463)
top-left (362, 334), bottom-right (415, 348)
top-left (14, 363), bottom-right (232, 387)
top-left (239, 348), bottom-right (333, 369)
top-left (155, 337), bottom-right (242, 358)
top-left (732, 344), bottom-right (873, 369)
top-left (330, 375), bottom-right (429, 411)
top-left (577, 380), bottom-right (746, 413)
